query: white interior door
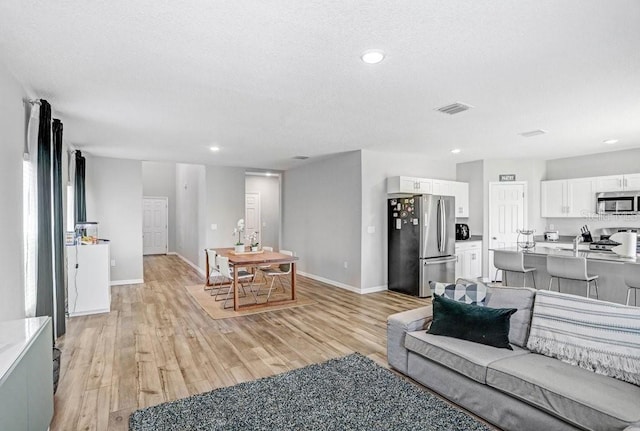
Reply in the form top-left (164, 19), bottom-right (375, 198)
top-left (489, 182), bottom-right (526, 281)
top-left (245, 193), bottom-right (261, 246)
top-left (143, 197), bottom-right (168, 255)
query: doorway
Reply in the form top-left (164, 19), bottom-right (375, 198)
top-left (245, 192), bottom-right (261, 247)
top-left (143, 196), bottom-right (168, 255)
top-left (245, 173), bottom-right (281, 250)
top-left (488, 182), bottom-right (527, 281)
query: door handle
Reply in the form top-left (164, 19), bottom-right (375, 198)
top-left (423, 256), bottom-right (457, 265)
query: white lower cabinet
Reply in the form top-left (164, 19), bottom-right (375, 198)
top-left (455, 241), bottom-right (482, 280)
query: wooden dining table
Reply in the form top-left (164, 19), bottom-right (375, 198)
top-left (212, 248), bottom-right (299, 311)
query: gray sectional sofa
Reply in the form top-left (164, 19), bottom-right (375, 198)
top-left (387, 285), bottom-right (640, 431)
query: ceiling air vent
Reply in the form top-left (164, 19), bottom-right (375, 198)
top-left (519, 129), bottom-right (547, 138)
top-left (435, 102), bottom-right (474, 115)
top-left (292, 155), bottom-right (309, 160)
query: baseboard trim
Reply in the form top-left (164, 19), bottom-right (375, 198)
top-left (360, 284), bottom-right (388, 294)
top-left (297, 271), bottom-right (363, 294)
top-left (110, 279), bottom-right (144, 286)
top-left (175, 253), bottom-right (205, 276)
top-left (167, 252), bottom-right (178, 255)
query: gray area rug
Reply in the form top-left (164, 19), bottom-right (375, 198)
top-left (129, 353), bottom-right (490, 431)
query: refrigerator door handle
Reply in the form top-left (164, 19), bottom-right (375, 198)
top-left (423, 256), bottom-right (457, 265)
top-left (441, 198), bottom-right (447, 252)
top-left (436, 199), bottom-right (442, 252)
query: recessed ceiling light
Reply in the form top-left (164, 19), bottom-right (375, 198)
top-left (603, 139), bottom-right (619, 145)
top-left (361, 50), bottom-right (385, 64)
top-left (451, 149), bottom-right (461, 154)
top-left (265, 172), bottom-right (272, 177)
top-left (210, 146), bottom-right (220, 152)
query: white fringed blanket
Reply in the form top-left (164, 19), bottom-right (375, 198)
top-left (527, 290), bottom-right (640, 386)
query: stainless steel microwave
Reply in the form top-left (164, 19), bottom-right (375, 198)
top-left (596, 191), bottom-right (639, 214)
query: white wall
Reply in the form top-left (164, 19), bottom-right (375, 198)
top-left (283, 151), bottom-right (362, 289)
top-left (361, 149), bottom-right (457, 291)
top-left (0, 63), bottom-right (27, 320)
top-left (546, 148), bottom-right (640, 180)
top-left (86, 156), bottom-right (144, 283)
top-left (456, 160), bottom-right (483, 235)
top-left (204, 166), bottom-right (246, 268)
top-left (245, 175), bottom-right (281, 250)
top-left (142, 161), bottom-right (177, 252)
top-left (175, 163), bottom-right (206, 270)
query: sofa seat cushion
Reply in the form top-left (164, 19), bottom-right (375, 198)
top-left (487, 353), bottom-right (640, 430)
top-left (404, 331), bottom-right (530, 384)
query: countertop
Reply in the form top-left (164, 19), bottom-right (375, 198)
top-left (456, 235), bottom-right (483, 243)
top-left (534, 235), bottom-right (587, 244)
top-left (0, 316), bottom-right (50, 384)
top-left (494, 246), bottom-right (638, 263)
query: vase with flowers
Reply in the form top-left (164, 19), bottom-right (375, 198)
top-left (248, 231), bottom-right (260, 251)
top-left (233, 219), bottom-right (245, 253)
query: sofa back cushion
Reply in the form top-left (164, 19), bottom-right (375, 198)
top-left (527, 289), bottom-right (640, 386)
top-left (485, 286), bottom-right (536, 348)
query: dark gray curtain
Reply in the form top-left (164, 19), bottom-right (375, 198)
top-left (52, 119), bottom-right (65, 337)
top-left (36, 100), bottom-right (53, 318)
top-left (75, 151), bottom-right (86, 223)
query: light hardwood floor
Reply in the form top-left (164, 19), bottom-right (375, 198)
top-left (51, 254), bottom-right (430, 430)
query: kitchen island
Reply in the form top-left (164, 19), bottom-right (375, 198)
top-left (492, 246), bottom-right (637, 304)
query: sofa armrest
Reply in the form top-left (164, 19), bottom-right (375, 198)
top-left (387, 306), bottom-right (433, 374)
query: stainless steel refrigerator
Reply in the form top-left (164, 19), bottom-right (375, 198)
top-left (388, 194), bottom-right (456, 297)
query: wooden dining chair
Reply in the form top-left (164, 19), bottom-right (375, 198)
top-left (256, 249), bottom-right (294, 302)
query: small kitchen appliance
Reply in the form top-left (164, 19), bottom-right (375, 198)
top-left (455, 223), bottom-right (470, 240)
top-left (596, 192), bottom-right (639, 215)
top-left (544, 231), bottom-right (559, 241)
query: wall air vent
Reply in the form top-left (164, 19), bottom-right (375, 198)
top-left (519, 129), bottom-right (548, 138)
top-left (292, 156), bottom-right (309, 160)
top-left (435, 102), bottom-right (474, 115)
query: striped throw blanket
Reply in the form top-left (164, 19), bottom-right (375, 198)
top-left (527, 290), bottom-right (640, 386)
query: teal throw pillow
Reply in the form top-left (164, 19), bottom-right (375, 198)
top-left (428, 295), bottom-right (517, 350)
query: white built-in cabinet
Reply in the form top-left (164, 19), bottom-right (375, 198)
top-left (388, 176), bottom-right (433, 194)
top-left (541, 172), bottom-right (640, 218)
top-left (455, 240), bottom-right (482, 280)
top-left (540, 177), bottom-right (597, 218)
top-left (595, 174), bottom-right (640, 192)
top-left (387, 176), bottom-right (469, 218)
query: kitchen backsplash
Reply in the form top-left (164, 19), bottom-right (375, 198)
top-left (545, 215), bottom-right (640, 238)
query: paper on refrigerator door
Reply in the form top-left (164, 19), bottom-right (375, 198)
top-left (396, 219), bottom-right (402, 230)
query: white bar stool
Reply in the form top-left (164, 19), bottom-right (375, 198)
top-left (623, 262), bottom-right (640, 306)
top-left (547, 255), bottom-right (598, 299)
top-left (493, 250), bottom-right (537, 288)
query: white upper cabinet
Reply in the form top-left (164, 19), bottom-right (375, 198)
top-left (566, 177), bottom-right (597, 217)
top-left (624, 173), bottom-right (640, 190)
top-left (387, 176), bottom-right (469, 218)
top-left (387, 176), bottom-right (433, 194)
top-left (541, 177), bottom-right (597, 218)
top-left (541, 180), bottom-right (566, 217)
top-left (596, 175), bottom-right (624, 192)
top-left (595, 173), bottom-right (640, 192)
top-left (432, 179), bottom-right (456, 196)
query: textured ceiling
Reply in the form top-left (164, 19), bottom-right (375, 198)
top-left (1, 1), bottom-right (639, 170)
